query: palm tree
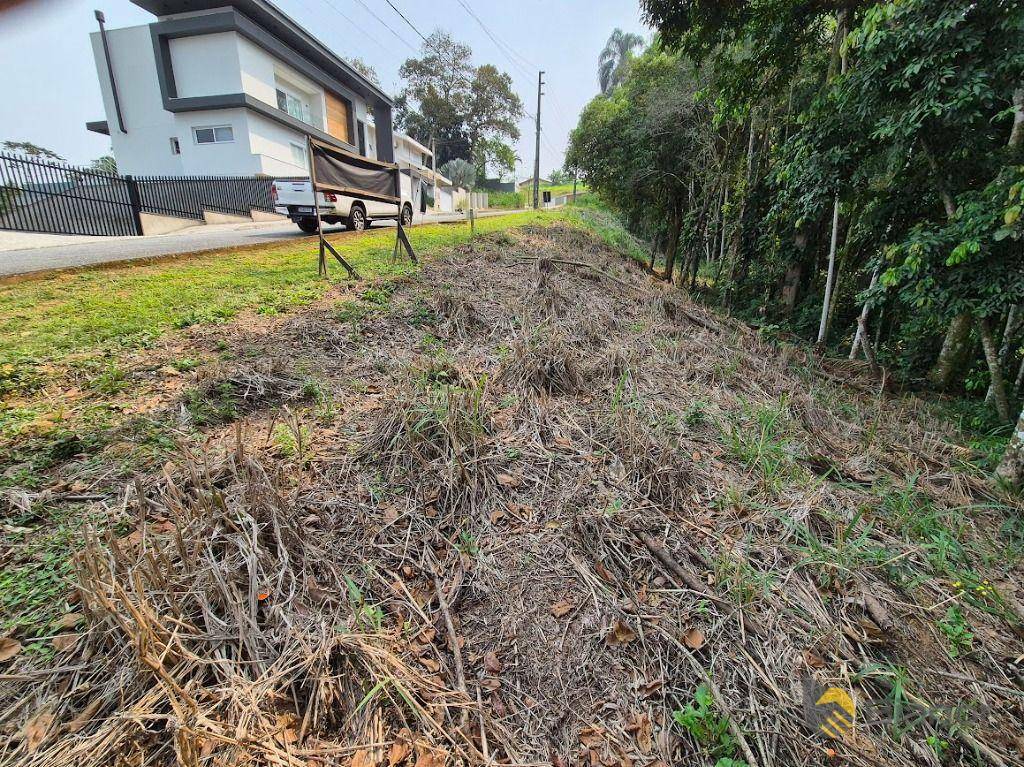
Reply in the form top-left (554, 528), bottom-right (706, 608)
top-left (598, 28), bottom-right (645, 95)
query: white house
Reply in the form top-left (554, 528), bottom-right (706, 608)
top-left (364, 124), bottom-right (457, 211)
top-left (87, 0), bottom-right (395, 177)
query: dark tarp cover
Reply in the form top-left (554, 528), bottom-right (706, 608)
top-left (310, 138), bottom-right (399, 204)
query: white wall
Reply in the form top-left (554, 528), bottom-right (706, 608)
top-left (91, 25), bottom-right (184, 176)
top-left (168, 32), bottom-right (243, 98)
top-left (246, 111), bottom-right (311, 176)
top-left (175, 108), bottom-right (259, 175)
top-left (92, 21), bottom-right (372, 178)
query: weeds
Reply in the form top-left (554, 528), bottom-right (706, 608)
top-left (938, 606), bottom-right (974, 658)
top-left (672, 684), bottom-right (741, 762)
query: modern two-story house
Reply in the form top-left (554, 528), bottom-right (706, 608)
top-left (87, 0), bottom-right (395, 177)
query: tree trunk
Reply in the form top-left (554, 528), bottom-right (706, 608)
top-left (724, 113), bottom-right (758, 308)
top-left (662, 206), bottom-right (682, 281)
top-left (987, 304), bottom-right (1021, 403)
top-left (815, 12), bottom-right (849, 345)
top-left (648, 232), bottom-right (661, 271)
top-left (850, 266), bottom-right (880, 359)
top-left (816, 194), bottom-right (841, 345)
top-left (979, 317), bottom-right (1012, 422)
top-left (1009, 86), bottom-right (1024, 150)
top-left (995, 406), bottom-right (1024, 491)
top-left (928, 313), bottom-right (974, 391)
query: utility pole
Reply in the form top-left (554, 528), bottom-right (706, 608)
top-left (533, 70), bottom-right (544, 210)
top-left (431, 135), bottom-right (437, 212)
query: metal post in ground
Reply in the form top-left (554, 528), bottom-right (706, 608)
top-left (124, 174), bottom-right (144, 235)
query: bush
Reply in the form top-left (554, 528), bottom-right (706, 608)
top-left (488, 191), bottom-right (526, 209)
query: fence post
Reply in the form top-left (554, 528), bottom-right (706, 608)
top-left (125, 174), bottom-right (144, 235)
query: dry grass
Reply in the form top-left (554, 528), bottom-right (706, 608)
top-left (2, 224), bottom-right (1022, 767)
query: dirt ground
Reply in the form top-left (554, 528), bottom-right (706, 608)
top-left (1, 223), bottom-right (1022, 767)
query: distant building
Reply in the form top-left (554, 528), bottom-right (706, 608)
top-left (517, 176), bottom-right (551, 191)
top-left (87, 0), bottom-right (394, 177)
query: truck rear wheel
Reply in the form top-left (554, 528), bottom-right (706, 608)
top-left (401, 203), bottom-right (413, 227)
top-left (347, 203), bottom-right (367, 232)
top-left (296, 217), bottom-right (318, 233)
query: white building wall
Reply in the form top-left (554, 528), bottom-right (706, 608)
top-left (168, 32), bottom-right (244, 98)
top-left (92, 21), bottom-right (373, 177)
top-left (175, 108), bottom-right (259, 175)
top-left (91, 25), bottom-right (185, 176)
top-left (246, 112), bottom-right (311, 177)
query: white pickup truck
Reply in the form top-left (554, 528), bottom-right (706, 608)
top-left (272, 171), bottom-right (430, 233)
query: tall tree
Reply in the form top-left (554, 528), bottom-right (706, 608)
top-left (597, 29), bottom-right (645, 95)
top-left (396, 30), bottom-right (523, 177)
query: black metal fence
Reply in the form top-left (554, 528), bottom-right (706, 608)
top-left (0, 152), bottom-right (140, 236)
top-left (135, 175), bottom-right (276, 221)
top-left (0, 153), bottom-right (281, 237)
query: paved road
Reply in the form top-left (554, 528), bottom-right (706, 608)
top-left (0, 210), bottom-right (524, 277)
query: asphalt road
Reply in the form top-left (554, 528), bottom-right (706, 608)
top-left (0, 210), bottom-right (521, 277)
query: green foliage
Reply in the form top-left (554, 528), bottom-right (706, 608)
top-left (396, 31), bottom-right (523, 171)
top-left (938, 605), bottom-right (974, 658)
top-left (489, 190), bottom-right (526, 209)
top-left (672, 685), bottom-right (740, 761)
top-left (574, 1), bottom-right (1024, 441)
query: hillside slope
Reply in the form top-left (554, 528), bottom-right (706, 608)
top-left (1, 222), bottom-right (1021, 767)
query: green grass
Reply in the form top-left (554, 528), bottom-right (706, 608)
top-left (0, 211), bottom-right (560, 372)
top-left (540, 182), bottom-right (588, 196)
top-left (488, 190), bottom-right (527, 209)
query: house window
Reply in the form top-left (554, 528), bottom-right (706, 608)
top-left (170, 137), bottom-right (180, 155)
top-left (290, 142), bottom-right (307, 168)
top-left (276, 83), bottom-right (313, 125)
top-left (194, 126), bottom-right (234, 144)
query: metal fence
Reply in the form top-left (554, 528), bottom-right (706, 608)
top-left (135, 175), bottom-right (276, 221)
top-left (0, 152), bottom-right (140, 236)
top-left (0, 153), bottom-right (282, 237)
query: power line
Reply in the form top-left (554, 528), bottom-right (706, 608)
top-left (454, 0), bottom-right (534, 80)
top-left (313, 0), bottom-right (394, 61)
top-left (351, 0), bottom-right (417, 52)
top-left (383, 0), bottom-right (428, 43)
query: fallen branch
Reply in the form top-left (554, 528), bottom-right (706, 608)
top-left (632, 528), bottom-right (765, 637)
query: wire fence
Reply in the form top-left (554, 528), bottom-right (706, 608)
top-left (0, 153), bottom-right (285, 237)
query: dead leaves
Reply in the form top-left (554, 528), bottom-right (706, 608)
top-left (0, 636), bottom-right (23, 662)
top-left (51, 634), bottom-right (79, 653)
top-left (682, 627), bottom-right (705, 650)
top-left (550, 599), bottom-right (574, 618)
top-left (483, 651), bottom-right (502, 674)
top-left (606, 620), bottom-right (637, 646)
top-left (23, 711), bottom-right (54, 753)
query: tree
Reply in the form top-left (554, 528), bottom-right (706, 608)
top-left (2, 141), bottom-right (65, 162)
top-left (440, 158), bottom-right (476, 190)
top-left (549, 169), bottom-right (570, 185)
top-left (90, 154), bottom-right (117, 174)
top-left (346, 57), bottom-right (381, 86)
top-left (474, 138), bottom-right (517, 181)
top-left (597, 28), bottom-right (645, 95)
top-left (396, 31), bottom-right (523, 172)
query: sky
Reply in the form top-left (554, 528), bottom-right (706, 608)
top-left (0, 0), bottom-right (650, 178)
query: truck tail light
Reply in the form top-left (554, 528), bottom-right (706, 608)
top-left (324, 192), bottom-right (337, 202)
top-left (271, 185), bottom-right (278, 202)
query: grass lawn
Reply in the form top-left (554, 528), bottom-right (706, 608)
top-left (541, 182), bottom-right (588, 196)
top-left (0, 210), bottom-right (558, 372)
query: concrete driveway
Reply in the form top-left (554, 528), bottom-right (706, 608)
top-left (0, 210), bottom-right (525, 278)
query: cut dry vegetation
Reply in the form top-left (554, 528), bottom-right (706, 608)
top-left (1, 218), bottom-right (1022, 767)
